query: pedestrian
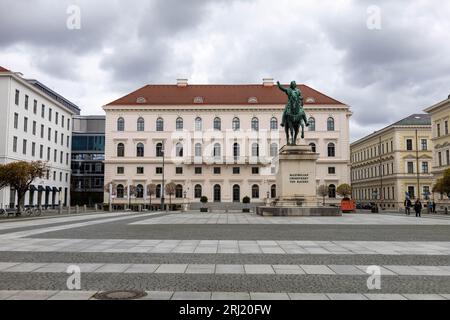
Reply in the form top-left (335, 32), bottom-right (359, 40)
top-left (404, 198), bottom-right (411, 215)
top-left (414, 199), bottom-right (422, 218)
top-left (428, 201), bottom-right (433, 214)
top-left (432, 201), bottom-right (436, 213)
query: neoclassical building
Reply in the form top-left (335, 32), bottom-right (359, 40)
top-left (103, 79), bottom-right (352, 208)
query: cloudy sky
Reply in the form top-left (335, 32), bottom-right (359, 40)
top-left (1, 0), bottom-right (449, 141)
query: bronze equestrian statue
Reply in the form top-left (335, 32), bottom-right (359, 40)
top-left (277, 81), bottom-right (309, 145)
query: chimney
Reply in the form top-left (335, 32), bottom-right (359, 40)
top-left (263, 78), bottom-right (274, 87)
top-left (177, 79), bottom-right (188, 87)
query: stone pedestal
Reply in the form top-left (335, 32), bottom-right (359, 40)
top-left (257, 145), bottom-right (341, 217)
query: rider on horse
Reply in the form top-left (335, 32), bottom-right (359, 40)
top-left (278, 81), bottom-right (309, 129)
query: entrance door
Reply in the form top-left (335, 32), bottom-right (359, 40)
top-left (214, 185), bottom-right (221, 202)
top-left (233, 185), bottom-right (240, 202)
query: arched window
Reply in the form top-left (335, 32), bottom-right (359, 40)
top-left (117, 184), bottom-right (124, 198)
top-left (176, 143), bottom-right (183, 157)
top-left (328, 143), bottom-right (335, 157)
top-left (176, 117), bottom-right (183, 131)
top-left (308, 117), bottom-right (315, 131)
top-left (270, 117), bottom-right (278, 130)
top-left (328, 184), bottom-right (336, 198)
top-left (213, 143), bottom-right (221, 158)
top-left (309, 143), bottom-right (316, 153)
top-left (271, 184), bottom-right (277, 198)
top-left (252, 184), bottom-right (260, 199)
top-left (136, 184), bottom-right (144, 198)
top-left (156, 118), bottom-right (164, 132)
top-left (117, 117), bottom-right (125, 131)
top-left (156, 184), bottom-right (161, 198)
top-left (136, 143), bottom-right (144, 157)
top-left (137, 117), bottom-right (145, 131)
top-left (233, 185), bottom-right (240, 202)
top-left (194, 184), bottom-right (202, 198)
top-left (270, 143), bottom-right (278, 157)
top-left (233, 143), bottom-right (240, 159)
top-left (156, 143), bottom-right (163, 157)
top-left (232, 117), bottom-right (240, 131)
top-left (117, 143), bottom-right (125, 157)
top-left (214, 184), bottom-right (221, 202)
top-left (252, 143), bottom-right (259, 157)
top-left (175, 184), bottom-right (183, 198)
top-left (195, 117), bottom-right (202, 131)
top-left (195, 143), bottom-right (202, 157)
top-left (251, 117), bottom-right (259, 131)
top-left (327, 117), bottom-right (335, 131)
top-left (213, 117), bottom-right (221, 131)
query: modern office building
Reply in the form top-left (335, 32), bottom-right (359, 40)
top-left (0, 66), bottom-right (80, 209)
top-left (103, 79), bottom-right (352, 209)
top-left (71, 115), bottom-right (105, 206)
top-left (350, 114), bottom-right (433, 210)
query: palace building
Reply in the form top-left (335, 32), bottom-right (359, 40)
top-left (103, 79), bottom-right (351, 209)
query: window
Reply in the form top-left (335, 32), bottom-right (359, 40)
top-left (213, 117), bottom-right (221, 131)
top-left (22, 139), bottom-right (27, 155)
top-left (117, 117), bottom-right (125, 131)
top-left (213, 143), bottom-right (221, 158)
top-left (33, 100), bottom-right (37, 114)
top-left (406, 139), bottom-right (413, 151)
top-left (55, 112), bottom-right (59, 125)
top-left (407, 186), bottom-right (415, 199)
top-left (270, 143), bottom-right (278, 157)
top-left (13, 136), bottom-right (17, 152)
top-left (117, 184), bottom-right (124, 198)
top-left (156, 185), bottom-right (161, 198)
top-left (252, 143), bottom-right (259, 157)
top-left (421, 139), bottom-right (427, 151)
top-left (195, 167), bottom-right (202, 174)
top-left (137, 117), bottom-right (145, 131)
top-left (55, 130), bottom-right (58, 144)
top-left (117, 167), bottom-right (124, 174)
top-left (328, 184), bottom-right (336, 198)
top-left (446, 121), bottom-right (449, 135)
top-left (195, 117), bottom-right (202, 131)
top-left (156, 143), bottom-right (164, 157)
top-left (67, 136), bottom-right (70, 148)
top-left (195, 143), bottom-right (202, 157)
top-left (407, 162), bottom-right (414, 174)
top-left (24, 95), bottom-right (29, 109)
top-left (48, 128), bottom-right (51, 141)
top-left (447, 150), bottom-right (450, 165)
top-left (176, 143), bottom-right (183, 157)
top-left (252, 167), bottom-right (259, 174)
top-left (39, 145), bottom-right (43, 159)
top-left (251, 117), bottom-right (259, 131)
top-left (309, 143), bottom-right (316, 153)
top-left (422, 162), bottom-right (429, 174)
top-left (137, 167), bottom-right (144, 174)
top-left (328, 167), bottom-right (336, 174)
top-left (156, 167), bottom-right (163, 174)
top-left (233, 143), bottom-right (240, 159)
top-left (47, 147), bottom-right (50, 161)
top-left (327, 117), bottom-right (335, 131)
top-left (67, 119), bottom-right (70, 130)
top-left (15, 90), bottom-right (19, 105)
top-left (213, 167), bottom-right (221, 174)
top-left (61, 133), bottom-right (64, 146)
top-left (176, 117), bottom-right (183, 131)
top-left (136, 185), bottom-right (144, 198)
top-left (271, 185), bottom-right (277, 198)
top-left (32, 121), bottom-right (36, 135)
top-left (136, 143), bottom-right (144, 157)
top-left (175, 185), bottom-right (183, 198)
top-left (270, 117), bottom-right (278, 130)
top-left (117, 143), bottom-right (125, 157)
top-left (14, 113), bottom-right (18, 129)
top-left (437, 123), bottom-right (441, 137)
top-left (327, 143), bottom-right (335, 157)
top-left (31, 142), bottom-right (36, 157)
top-left (194, 185), bottom-right (202, 198)
top-left (232, 117), bottom-right (240, 131)
top-left (308, 117), bottom-right (315, 131)
top-left (233, 185), bottom-right (240, 202)
top-left (176, 167), bottom-right (183, 174)
top-left (41, 105), bottom-right (45, 118)
top-left (60, 151), bottom-right (63, 163)
top-left (54, 149), bottom-right (57, 162)
top-left (233, 167), bottom-right (240, 174)
top-left (438, 152), bottom-right (442, 166)
top-left (62, 115), bottom-right (65, 128)
top-left (156, 118), bottom-right (164, 131)
top-left (252, 185), bottom-right (259, 199)
top-left (41, 125), bottom-right (44, 138)
top-left (48, 108), bottom-right (52, 121)
top-left (213, 184), bottom-right (221, 202)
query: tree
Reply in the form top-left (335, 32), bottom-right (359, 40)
top-left (317, 185), bottom-right (328, 206)
top-left (433, 168), bottom-right (450, 197)
top-left (147, 184), bottom-right (156, 209)
top-left (0, 161), bottom-right (48, 215)
top-left (337, 184), bottom-right (352, 200)
top-left (165, 182), bottom-right (176, 209)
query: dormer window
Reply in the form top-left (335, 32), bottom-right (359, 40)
top-left (136, 97), bottom-right (147, 103)
top-left (248, 97), bottom-right (258, 104)
top-left (194, 96), bottom-right (204, 104)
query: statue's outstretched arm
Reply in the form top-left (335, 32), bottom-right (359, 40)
top-left (277, 81), bottom-right (288, 94)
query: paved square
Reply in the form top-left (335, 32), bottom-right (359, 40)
top-left (0, 211), bottom-right (449, 300)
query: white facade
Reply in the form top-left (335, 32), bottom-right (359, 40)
top-left (103, 80), bottom-right (352, 207)
top-left (0, 69), bottom-right (79, 208)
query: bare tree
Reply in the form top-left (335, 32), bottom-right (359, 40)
top-left (147, 184), bottom-right (156, 210)
top-left (165, 182), bottom-right (176, 209)
top-left (317, 185), bottom-right (328, 206)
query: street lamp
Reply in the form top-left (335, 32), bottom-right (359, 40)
top-left (161, 142), bottom-right (165, 212)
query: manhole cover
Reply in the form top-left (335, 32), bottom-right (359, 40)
top-left (94, 290), bottom-right (147, 300)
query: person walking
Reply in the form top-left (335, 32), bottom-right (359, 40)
top-left (432, 201), bottom-right (436, 213)
top-left (428, 201), bottom-right (433, 214)
top-left (404, 198), bottom-right (411, 215)
top-left (414, 199), bottom-right (422, 218)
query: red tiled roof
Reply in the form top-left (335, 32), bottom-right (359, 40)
top-left (106, 84), bottom-right (345, 106)
top-left (0, 66), bottom-right (10, 72)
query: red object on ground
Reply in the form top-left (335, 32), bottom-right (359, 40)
top-left (341, 199), bottom-right (356, 213)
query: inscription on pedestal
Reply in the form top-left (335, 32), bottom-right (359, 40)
top-left (289, 173), bottom-right (309, 184)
